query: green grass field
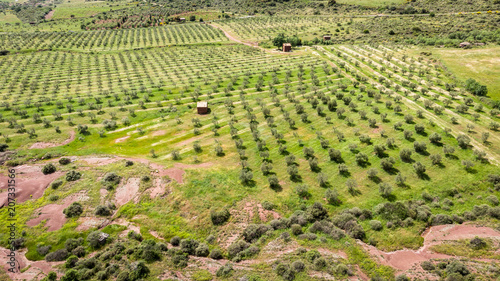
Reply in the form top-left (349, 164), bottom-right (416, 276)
top-left (51, 0), bottom-right (131, 19)
top-left (0, 11), bottom-right (21, 23)
top-left (415, 47), bottom-right (500, 100)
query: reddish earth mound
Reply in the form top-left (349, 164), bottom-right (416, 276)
top-left (360, 224), bottom-right (500, 272)
top-left (114, 178), bottom-right (141, 206)
top-left (82, 157), bottom-right (120, 166)
top-left (26, 191), bottom-right (88, 231)
top-left (0, 247), bottom-right (64, 280)
top-left (0, 165), bottom-right (63, 207)
top-left (29, 130), bottom-right (75, 149)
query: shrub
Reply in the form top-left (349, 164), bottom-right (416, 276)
top-left (102, 172), bottom-right (121, 187)
top-left (446, 260), bottom-right (470, 276)
top-left (369, 220), bottom-right (383, 231)
top-left (291, 224), bottom-right (303, 235)
top-left (396, 274), bottom-right (410, 281)
top-left (242, 224), bottom-right (271, 242)
top-left (65, 255), bottom-right (78, 268)
top-left (195, 243), bottom-right (210, 257)
top-left (379, 183), bottom-right (392, 198)
top-left (400, 148), bottom-right (412, 161)
top-left (262, 201), bottom-right (274, 210)
top-left (228, 240), bottom-right (250, 258)
top-left (170, 236), bottom-right (181, 246)
top-left (95, 205), bottom-right (112, 216)
top-left (42, 163), bottom-right (56, 175)
top-left (431, 214), bottom-right (453, 225)
top-left (456, 134), bottom-right (471, 148)
top-left (295, 184), bottom-right (309, 198)
top-left (180, 239), bottom-right (199, 255)
top-left (210, 209), bottom-right (230, 225)
top-left (59, 158), bottom-right (71, 165)
top-left (66, 171), bottom-right (81, 181)
top-left (51, 180), bottom-right (63, 189)
top-left (486, 195), bottom-right (499, 206)
top-left (325, 188), bottom-right (340, 205)
top-left (291, 260), bottom-right (305, 273)
top-left (421, 261), bottom-right (435, 271)
top-left (46, 249), bottom-right (69, 261)
top-left (216, 263), bottom-right (233, 277)
top-left (129, 261), bottom-right (150, 280)
top-left (37, 244), bottom-right (52, 256)
top-left (469, 237), bottom-right (487, 250)
top-left (63, 202), bottom-right (83, 218)
top-left (465, 78), bottom-right (488, 96)
top-left (209, 248), bottom-right (223, 260)
top-left (72, 246), bottom-right (86, 257)
top-left (87, 231), bottom-right (108, 248)
top-left (65, 238), bottom-right (83, 252)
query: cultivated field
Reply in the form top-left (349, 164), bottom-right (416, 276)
top-left (0, 0), bottom-right (499, 280)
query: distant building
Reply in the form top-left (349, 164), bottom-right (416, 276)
top-left (323, 35), bottom-right (331, 40)
top-left (197, 101), bottom-right (208, 114)
top-left (283, 43), bottom-right (292, 52)
top-left (179, 18), bottom-right (186, 22)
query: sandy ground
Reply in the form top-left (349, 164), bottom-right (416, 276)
top-left (29, 131), bottom-right (75, 149)
top-left (0, 165), bottom-right (63, 207)
top-left (360, 224), bottom-right (500, 274)
top-left (26, 191), bottom-right (88, 231)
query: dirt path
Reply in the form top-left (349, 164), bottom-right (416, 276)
top-left (29, 130), bottom-right (75, 149)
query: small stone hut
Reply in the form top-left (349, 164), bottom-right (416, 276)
top-left (197, 101), bottom-right (208, 114)
top-left (323, 35), bottom-right (331, 40)
top-left (283, 43), bottom-right (292, 52)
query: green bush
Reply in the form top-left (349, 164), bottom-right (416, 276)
top-left (51, 180), bottom-right (63, 189)
top-left (210, 209), bottom-right (230, 225)
top-left (66, 171), bottom-right (81, 181)
top-left (45, 249), bottom-right (68, 261)
top-left (42, 163), bottom-right (56, 175)
top-left (95, 205), bottom-right (112, 216)
top-left (59, 158), bottom-right (71, 165)
top-left (63, 202), bottom-right (83, 218)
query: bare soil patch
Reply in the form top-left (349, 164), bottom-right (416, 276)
top-left (0, 165), bottom-right (63, 207)
top-left (44, 10), bottom-right (54, 20)
top-left (114, 178), bottom-right (141, 206)
top-left (159, 168), bottom-right (184, 183)
top-left (360, 224), bottom-right (500, 274)
top-left (26, 191), bottom-right (88, 231)
top-left (82, 157), bottom-right (120, 166)
top-left (149, 178), bottom-right (166, 198)
top-left (151, 130), bottom-right (166, 136)
top-left (76, 217), bottom-right (110, 231)
top-left (114, 136), bottom-right (130, 143)
top-left (0, 246), bottom-right (64, 280)
top-left (29, 130), bottom-right (75, 149)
